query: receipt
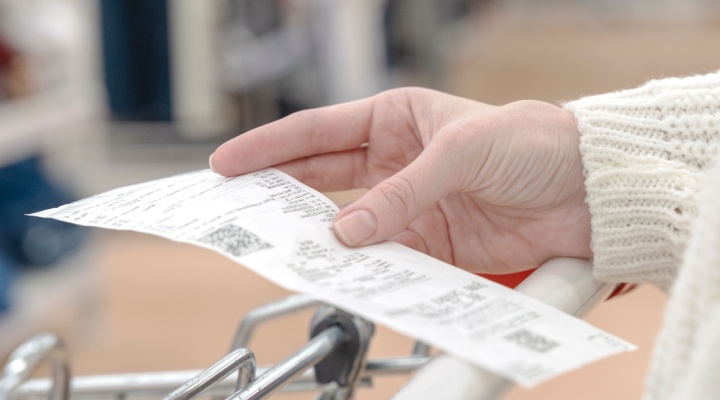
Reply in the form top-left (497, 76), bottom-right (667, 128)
top-left (30, 168), bottom-right (635, 387)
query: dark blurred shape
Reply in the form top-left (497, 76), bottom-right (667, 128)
top-left (0, 252), bottom-right (15, 313)
top-left (384, 0), bottom-right (481, 69)
top-left (381, 0), bottom-right (490, 90)
top-left (100, 0), bottom-right (172, 121)
top-left (0, 157), bottom-right (87, 313)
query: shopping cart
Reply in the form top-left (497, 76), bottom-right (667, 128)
top-left (0, 258), bottom-right (615, 400)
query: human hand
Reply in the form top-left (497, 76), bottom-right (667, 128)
top-left (210, 88), bottom-right (592, 274)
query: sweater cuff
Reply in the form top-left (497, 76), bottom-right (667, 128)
top-left (564, 71), bottom-right (720, 290)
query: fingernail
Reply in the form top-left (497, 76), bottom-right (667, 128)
top-left (209, 153), bottom-right (216, 172)
top-left (333, 209), bottom-right (377, 246)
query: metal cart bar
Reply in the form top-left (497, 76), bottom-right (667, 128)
top-left (230, 294), bottom-right (319, 351)
top-left (11, 355), bottom-right (429, 399)
top-left (4, 258), bottom-right (616, 400)
top-left (0, 333), bottom-right (70, 400)
top-left (229, 326), bottom-right (345, 400)
top-left (165, 348), bottom-right (255, 400)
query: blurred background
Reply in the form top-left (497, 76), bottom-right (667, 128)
top-left (1, 0), bottom-right (720, 398)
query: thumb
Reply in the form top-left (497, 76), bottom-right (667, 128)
top-left (332, 149), bottom-right (456, 246)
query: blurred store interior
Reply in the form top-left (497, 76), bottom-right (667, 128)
top-left (1, 0), bottom-right (720, 398)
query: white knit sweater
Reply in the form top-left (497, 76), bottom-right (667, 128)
top-left (565, 71), bottom-right (720, 400)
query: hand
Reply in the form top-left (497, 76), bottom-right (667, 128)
top-left (210, 88), bottom-right (592, 274)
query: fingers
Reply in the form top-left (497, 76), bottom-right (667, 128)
top-left (210, 96), bottom-right (376, 177)
top-left (273, 148), bottom-right (367, 191)
top-left (332, 143), bottom-right (457, 247)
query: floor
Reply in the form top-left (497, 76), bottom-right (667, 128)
top-left (4, 7), bottom-right (720, 399)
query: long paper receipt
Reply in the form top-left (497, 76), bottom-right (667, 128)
top-left (31, 168), bottom-right (634, 387)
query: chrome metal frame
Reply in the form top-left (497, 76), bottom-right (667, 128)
top-left (0, 333), bottom-right (70, 400)
top-left (2, 258), bottom-right (614, 400)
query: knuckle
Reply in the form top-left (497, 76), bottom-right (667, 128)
top-left (375, 87), bottom-right (430, 107)
top-left (377, 176), bottom-right (417, 215)
top-left (374, 88), bottom-right (407, 109)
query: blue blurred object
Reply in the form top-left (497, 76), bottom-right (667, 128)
top-left (0, 156), bottom-right (87, 313)
top-left (100, 0), bottom-right (172, 121)
top-left (0, 252), bottom-right (15, 314)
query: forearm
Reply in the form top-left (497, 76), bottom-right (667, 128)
top-left (564, 70), bottom-right (720, 290)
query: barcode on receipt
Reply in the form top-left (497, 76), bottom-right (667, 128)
top-left (198, 224), bottom-right (272, 257)
top-left (504, 329), bottom-right (559, 353)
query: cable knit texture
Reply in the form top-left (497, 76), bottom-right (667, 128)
top-left (565, 70), bottom-right (720, 400)
top-left (645, 159), bottom-right (720, 400)
top-left (564, 71), bottom-right (720, 290)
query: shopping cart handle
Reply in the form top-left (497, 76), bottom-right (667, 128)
top-left (394, 257), bottom-right (614, 400)
top-left (0, 333), bottom-right (70, 400)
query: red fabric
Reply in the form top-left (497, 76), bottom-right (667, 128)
top-left (607, 283), bottom-right (638, 299)
top-left (0, 36), bottom-right (16, 68)
top-left (479, 268), bottom-right (536, 289)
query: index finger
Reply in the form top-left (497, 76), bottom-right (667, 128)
top-left (210, 96), bottom-right (377, 177)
